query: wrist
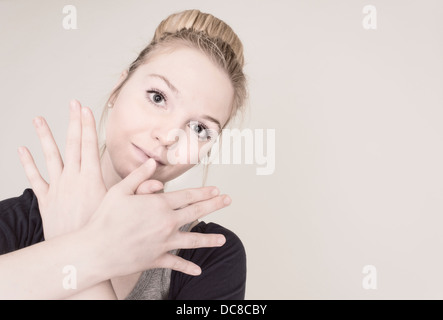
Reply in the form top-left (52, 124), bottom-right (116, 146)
top-left (72, 223), bottom-right (115, 285)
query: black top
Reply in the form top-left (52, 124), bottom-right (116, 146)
top-left (0, 189), bottom-right (246, 300)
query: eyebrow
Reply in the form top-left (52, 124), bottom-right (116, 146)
top-left (203, 115), bottom-right (222, 132)
top-left (148, 73), bottom-right (222, 132)
top-left (148, 73), bottom-right (179, 95)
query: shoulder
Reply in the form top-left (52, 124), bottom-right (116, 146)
top-left (0, 189), bottom-right (44, 254)
top-left (0, 188), bottom-right (35, 211)
top-left (168, 221), bottom-right (247, 300)
top-left (190, 222), bottom-right (246, 260)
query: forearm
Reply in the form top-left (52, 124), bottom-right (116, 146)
top-left (0, 225), bottom-right (110, 299)
top-left (65, 280), bottom-right (117, 300)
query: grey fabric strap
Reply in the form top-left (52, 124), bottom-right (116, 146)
top-left (125, 222), bottom-right (193, 300)
top-left (124, 262), bottom-right (175, 300)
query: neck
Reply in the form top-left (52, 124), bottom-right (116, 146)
top-left (101, 148), bottom-right (123, 190)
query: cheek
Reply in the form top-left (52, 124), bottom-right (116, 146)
top-left (104, 105), bottom-right (149, 171)
top-left (106, 103), bottom-right (147, 144)
top-left (105, 110), bottom-right (129, 154)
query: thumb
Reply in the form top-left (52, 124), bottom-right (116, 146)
top-left (117, 158), bottom-right (157, 195)
top-left (135, 179), bottom-right (164, 195)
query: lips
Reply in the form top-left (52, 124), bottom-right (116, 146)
top-left (132, 143), bottom-right (166, 166)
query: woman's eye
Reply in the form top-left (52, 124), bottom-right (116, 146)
top-left (189, 122), bottom-right (213, 141)
top-left (147, 90), bottom-right (166, 107)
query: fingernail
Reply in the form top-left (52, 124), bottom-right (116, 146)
top-left (150, 182), bottom-right (163, 192)
top-left (212, 188), bottom-right (219, 196)
top-left (223, 196), bottom-right (231, 206)
top-left (81, 106), bottom-right (89, 116)
top-left (17, 147), bottom-right (25, 155)
top-left (33, 117), bottom-right (42, 128)
top-left (145, 158), bottom-right (156, 167)
top-left (70, 99), bottom-right (79, 111)
top-left (217, 235), bottom-right (226, 246)
top-left (192, 267), bottom-right (201, 276)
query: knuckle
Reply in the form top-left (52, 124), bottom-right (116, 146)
top-left (190, 234), bottom-right (200, 248)
top-left (218, 196), bottom-right (226, 208)
top-left (158, 197), bottom-right (171, 211)
top-left (66, 138), bottom-right (77, 147)
top-left (47, 149), bottom-right (59, 162)
top-left (209, 197), bottom-right (221, 211)
top-left (185, 190), bottom-right (193, 203)
top-left (66, 133), bottom-right (80, 146)
top-left (28, 171), bottom-right (40, 183)
top-left (164, 217), bottom-right (176, 234)
top-left (172, 258), bottom-right (183, 271)
top-left (193, 203), bottom-right (202, 217)
top-left (81, 135), bottom-right (92, 144)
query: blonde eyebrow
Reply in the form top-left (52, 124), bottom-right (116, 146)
top-left (148, 74), bottom-right (179, 95)
top-left (202, 115), bottom-right (222, 132)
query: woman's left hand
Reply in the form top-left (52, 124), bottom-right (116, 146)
top-left (17, 100), bottom-right (162, 240)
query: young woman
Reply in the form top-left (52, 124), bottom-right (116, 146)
top-left (0, 9), bottom-right (247, 299)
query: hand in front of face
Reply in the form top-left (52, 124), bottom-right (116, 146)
top-left (17, 100), bottom-right (163, 240)
top-left (17, 99), bottom-right (231, 277)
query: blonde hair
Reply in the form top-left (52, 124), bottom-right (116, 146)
top-left (99, 9), bottom-right (248, 185)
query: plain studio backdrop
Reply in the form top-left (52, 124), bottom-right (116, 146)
top-left (1, 0), bottom-right (443, 299)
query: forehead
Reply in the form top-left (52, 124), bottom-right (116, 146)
top-left (133, 45), bottom-right (234, 126)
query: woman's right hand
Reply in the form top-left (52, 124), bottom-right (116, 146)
top-left (87, 158), bottom-right (231, 278)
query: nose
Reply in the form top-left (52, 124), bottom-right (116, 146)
top-left (154, 132), bottom-right (178, 147)
top-left (150, 118), bottom-right (183, 148)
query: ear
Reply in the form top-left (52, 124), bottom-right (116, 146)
top-left (113, 69), bottom-right (129, 91)
top-left (108, 70), bottom-right (129, 105)
top-left (120, 69), bottom-right (129, 80)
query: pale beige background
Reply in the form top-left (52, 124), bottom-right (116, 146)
top-left (1, 0), bottom-right (443, 299)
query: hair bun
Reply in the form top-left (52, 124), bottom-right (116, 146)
top-left (153, 9), bottom-right (244, 67)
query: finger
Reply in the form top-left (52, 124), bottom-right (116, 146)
top-left (33, 117), bottom-right (63, 184)
top-left (155, 253), bottom-right (202, 276)
top-left (116, 158), bottom-right (157, 195)
top-left (80, 106), bottom-right (101, 176)
top-left (162, 186), bottom-right (220, 210)
top-left (135, 180), bottom-right (164, 195)
top-left (64, 100), bottom-right (82, 172)
top-left (17, 146), bottom-right (49, 199)
top-left (175, 194), bottom-right (231, 227)
top-left (168, 232), bottom-right (226, 251)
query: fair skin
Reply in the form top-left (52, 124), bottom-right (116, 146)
top-left (103, 45), bottom-right (234, 298)
top-left (0, 44), bottom-right (235, 299)
top-left (103, 45), bottom-right (234, 299)
top-left (102, 44), bottom-right (233, 186)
